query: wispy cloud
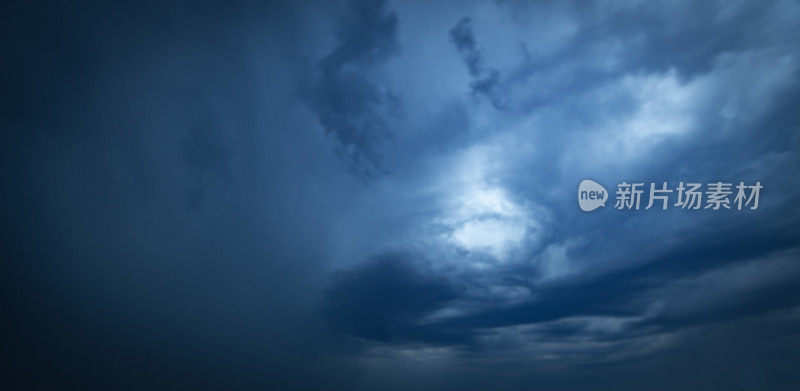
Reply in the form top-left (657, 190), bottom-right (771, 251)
top-left (309, 0), bottom-right (400, 177)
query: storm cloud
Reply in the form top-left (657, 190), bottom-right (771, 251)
top-left (308, 0), bottom-right (400, 177)
top-left (450, 17), bottom-right (503, 108)
top-left (4, 0), bottom-right (800, 390)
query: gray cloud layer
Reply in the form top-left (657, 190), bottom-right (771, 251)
top-left (4, 0), bottom-right (800, 390)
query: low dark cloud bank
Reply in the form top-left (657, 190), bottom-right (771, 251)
top-left (4, 0), bottom-right (800, 390)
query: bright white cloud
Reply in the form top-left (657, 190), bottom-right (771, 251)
top-left (434, 143), bottom-right (541, 263)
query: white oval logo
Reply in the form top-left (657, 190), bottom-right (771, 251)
top-left (578, 180), bottom-right (608, 211)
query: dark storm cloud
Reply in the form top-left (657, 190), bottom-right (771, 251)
top-left (439, 234), bottom-right (800, 334)
top-left (324, 252), bottom-right (467, 344)
top-left (449, 18), bottom-right (481, 77)
top-left (319, 4), bottom-right (800, 385)
top-left (449, 17), bottom-right (504, 108)
top-left (308, 0), bottom-right (400, 177)
top-left (322, 219), bottom-right (800, 347)
top-left (5, 0), bottom-right (800, 390)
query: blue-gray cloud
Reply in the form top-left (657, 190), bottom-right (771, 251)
top-left (318, 1), bottom-right (800, 388)
top-left (449, 17), bottom-right (504, 108)
top-left (324, 252), bottom-right (467, 344)
top-left (308, 0), bottom-right (400, 177)
top-left (5, 0), bottom-right (800, 390)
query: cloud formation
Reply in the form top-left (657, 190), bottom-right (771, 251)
top-left (318, 1), bottom-right (800, 388)
top-left (449, 17), bottom-right (504, 108)
top-left (309, 0), bottom-right (400, 177)
top-left (4, 0), bottom-right (800, 390)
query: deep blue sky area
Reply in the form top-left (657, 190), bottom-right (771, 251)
top-left (3, 0), bottom-right (800, 390)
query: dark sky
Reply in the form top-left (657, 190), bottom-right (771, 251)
top-left (3, 0), bottom-right (800, 390)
